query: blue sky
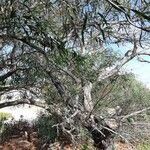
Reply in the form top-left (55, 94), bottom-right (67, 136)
top-left (124, 58), bottom-right (150, 88)
top-left (110, 43), bottom-right (150, 88)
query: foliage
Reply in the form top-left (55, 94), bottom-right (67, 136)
top-left (35, 113), bottom-right (57, 142)
top-left (90, 72), bottom-right (150, 114)
top-left (0, 112), bottom-right (12, 136)
top-left (0, 112), bottom-right (12, 122)
top-left (109, 74), bottom-right (150, 113)
top-left (137, 140), bottom-right (150, 150)
top-left (81, 144), bottom-right (90, 150)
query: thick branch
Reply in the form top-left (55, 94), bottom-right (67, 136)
top-left (0, 98), bottom-right (63, 120)
top-left (0, 67), bottom-right (29, 82)
top-left (98, 54), bottom-right (134, 81)
top-left (0, 99), bottom-right (46, 109)
top-left (0, 69), bottom-right (17, 82)
top-left (98, 40), bottom-right (139, 82)
top-left (121, 107), bottom-right (150, 121)
top-left (46, 70), bottom-right (65, 98)
top-left (83, 81), bottom-right (93, 112)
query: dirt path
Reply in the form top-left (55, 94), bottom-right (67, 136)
top-left (0, 138), bottom-right (136, 150)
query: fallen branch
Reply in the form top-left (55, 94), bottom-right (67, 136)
top-left (0, 99), bottom-right (46, 109)
top-left (121, 106), bottom-right (150, 121)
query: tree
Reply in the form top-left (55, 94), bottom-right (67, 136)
top-left (0, 0), bottom-right (150, 149)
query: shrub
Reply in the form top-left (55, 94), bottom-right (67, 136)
top-left (0, 112), bottom-right (13, 137)
top-left (0, 112), bottom-right (12, 122)
top-left (35, 112), bottom-right (57, 143)
top-left (137, 141), bottom-right (150, 150)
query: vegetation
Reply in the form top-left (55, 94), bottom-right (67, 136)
top-left (137, 141), bottom-right (150, 150)
top-left (0, 112), bottom-right (12, 122)
top-left (35, 113), bottom-right (57, 142)
top-left (0, 0), bottom-right (150, 149)
top-left (0, 112), bottom-right (12, 134)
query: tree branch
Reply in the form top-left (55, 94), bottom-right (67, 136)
top-left (0, 99), bottom-right (46, 109)
top-left (83, 81), bottom-right (93, 112)
top-left (0, 70), bottom-right (17, 82)
top-left (121, 106), bottom-right (150, 121)
top-left (105, 0), bottom-right (150, 32)
top-left (98, 54), bottom-right (134, 82)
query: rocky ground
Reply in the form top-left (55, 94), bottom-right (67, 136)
top-left (0, 133), bottom-right (135, 150)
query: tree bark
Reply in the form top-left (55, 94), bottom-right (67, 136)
top-left (83, 81), bottom-right (93, 112)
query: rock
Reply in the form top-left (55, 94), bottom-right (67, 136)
top-left (105, 119), bottom-right (118, 130)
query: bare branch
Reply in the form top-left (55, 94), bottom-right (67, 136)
top-left (83, 81), bottom-right (93, 112)
top-left (0, 99), bottom-right (46, 109)
top-left (121, 107), bottom-right (150, 121)
top-left (106, 0), bottom-right (150, 32)
top-left (98, 55), bottom-right (134, 82)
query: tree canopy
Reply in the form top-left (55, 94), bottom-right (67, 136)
top-left (0, 0), bottom-right (150, 149)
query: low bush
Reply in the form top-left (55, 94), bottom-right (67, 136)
top-left (35, 112), bottom-right (57, 143)
top-left (0, 112), bottom-right (12, 122)
top-left (137, 140), bottom-right (150, 150)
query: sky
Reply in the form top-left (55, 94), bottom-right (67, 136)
top-left (124, 58), bottom-right (150, 88)
top-left (110, 43), bottom-right (150, 88)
